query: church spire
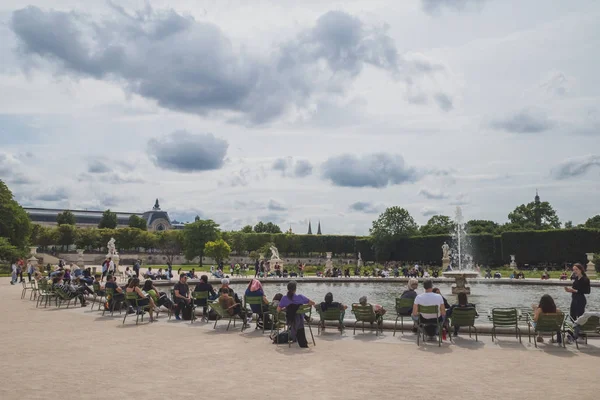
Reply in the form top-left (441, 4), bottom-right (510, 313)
top-left (307, 220), bottom-right (312, 235)
top-left (317, 220), bottom-right (322, 235)
top-left (153, 198), bottom-right (161, 211)
top-left (534, 190), bottom-right (541, 228)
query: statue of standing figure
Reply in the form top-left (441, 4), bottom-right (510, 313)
top-left (357, 252), bottom-right (363, 268)
top-left (107, 237), bottom-right (118, 256)
top-left (442, 242), bottom-right (450, 259)
top-left (270, 246), bottom-right (280, 260)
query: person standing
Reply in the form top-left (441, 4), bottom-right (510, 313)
top-left (10, 261), bottom-right (18, 285)
top-left (133, 260), bottom-right (140, 278)
top-left (108, 257), bottom-right (115, 275)
top-left (564, 263), bottom-right (591, 319)
top-left (101, 258), bottom-right (109, 282)
top-left (27, 261), bottom-right (35, 282)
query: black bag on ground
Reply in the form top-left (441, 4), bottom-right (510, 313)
top-left (182, 303), bottom-right (193, 320)
top-left (207, 309), bottom-right (218, 320)
top-left (271, 331), bottom-right (291, 344)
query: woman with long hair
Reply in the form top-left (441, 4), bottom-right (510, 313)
top-left (277, 281), bottom-right (315, 348)
top-left (564, 263), bottom-right (590, 319)
top-left (532, 294), bottom-right (559, 343)
top-left (126, 278), bottom-right (156, 322)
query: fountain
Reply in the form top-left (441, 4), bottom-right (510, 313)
top-left (325, 252), bottom-right (333, 274)
top-left (442, 206), bottom-right (479, 294)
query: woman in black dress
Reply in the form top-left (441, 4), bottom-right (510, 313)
top-left (564, 263), bottom-right (590, 319)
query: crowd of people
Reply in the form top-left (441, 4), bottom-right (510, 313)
top-left (15, 257), bottom-right (595, 349)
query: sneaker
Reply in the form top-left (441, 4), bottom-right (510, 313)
top-left (566, 336), bottom-right (574, 345)
top-left (175, 315), bottom-right (181, 320)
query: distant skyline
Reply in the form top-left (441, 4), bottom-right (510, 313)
top-left (1, 0), bottom-right (599, 235)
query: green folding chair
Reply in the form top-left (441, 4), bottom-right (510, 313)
top-left (394, 297), bottom-right (415, 336)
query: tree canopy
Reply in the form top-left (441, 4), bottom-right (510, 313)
top-left (253, 221), bottom-right (282, 234)
top-left (183, 219), bottom-right (220, 266)
top-left (584, 215), bottom-right (600, 230)
top-left (204, 239), bottom-right (231, 265)
top-left (508, 201), bottom-right (560, 229)
top-left (0, 179), bottom-right (31, 257)
top-left (56, 210), bottom-right (76, 225)
top-left (98, 209), bottom-right (118, 229)
top-left (128, 215), bottom-right (147, 230)
top-left (420, 215), bottom-right (453, 236)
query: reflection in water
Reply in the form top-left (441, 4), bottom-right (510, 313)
top-left (226, 281), bottom-right (597, 320)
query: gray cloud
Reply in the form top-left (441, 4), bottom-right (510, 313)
top-left (450, 193), bottom-right (470, 206)
top-left (0, 152), bottom-right (35, 185)
top-left (422, 0), bottom-right (488, 14)
top-left (552, 155), bottom-right (600, 180)
top-left (349, 201), bottom-right (381, 214)
top-left (490, 109), bottom-right (554, 134)
top-left (267, 199), bottom-right (287, 212)
top-left (10, 6), bottom-right (445, 125)
top-left (418, 188), bottom-right (449, 200)
top-left (421, 207), bottom-right (439, 217)
top-left (88, 160), bottom-right (111, 174)
top-left (294, 160), bottom-right (313, 177)
top-left (272, 157), bottom-right (313, 178)
top-left (434, 93), bottom-right (453, 112)
top-left (148, 131), bottom-right (228, 172)
top-left (322, 153), bottom-right (418, 188)
top-left (34, 188), bottom-right (69, 202)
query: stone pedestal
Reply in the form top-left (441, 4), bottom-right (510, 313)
top-left (451, 275), bottom-right (471, 295)
top-left (509, 255), bottom-right (517, 269)
top-left (586, 253), bottom-right (596, 278)
top-left (442, 256), bottom-right (450, 270)
top-left (76, 249), bottom-right (85, 268)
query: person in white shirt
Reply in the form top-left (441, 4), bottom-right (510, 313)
top-left (412, 279), bottom-right (446, 338)
top-left (108, 258), bottom-right (115, 274)
top-left (27, 261), bottom-right (36, 282)
top-left (11, 262), bottom-right (18, 285)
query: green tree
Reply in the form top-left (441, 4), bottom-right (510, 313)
top-left (508, 201), bottom-right (560, 229)
top-left (204, 239), bottom-right (231, 265)
top-left (465, 220), bottom-right (500, 235)
top-left (253, 221), bottom-right (282, 234)
top-left (75, 228), bottom-right (100, 251)
top-left (183, 219), bottom-right (220, 266)
top-left (128, 215), bottom-right (147, 230)
top-left (584, 215), bottom-right (600, 229)
top-left (370, 207), bottom-right (418, 260)
top-left (0, 180), bottom-right (31, 250)
top-left (228, 231), bottom-right (246, 254)
top-left (259, 242), bottom-right (276, 259)
top-left (57, 224), bottom-right (78, 250)
top-left (0, 237), bottom-right (24, 262)
top-left (564, 220), bottom-right (573, 229)
top-left (34, 226), bottom-right (58, 250)
top-left (56, 210), bottom-right (76, 225)
top-left (241, 225), bottom-right (253, 233)
top-left (420, 215), bottom-right (453, 236)
top-left (249, 250), bottom-right (260, 261)
top-left (98, 209), bottom-right (118, 229)
top-left (156, 230), bottom-right (183, 264)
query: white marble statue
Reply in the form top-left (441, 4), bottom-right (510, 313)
top-left (270, 246), bottom-right (280, 260)
top-left (107, 237), bottom-right (118, 256)
top-left (442, 242), bottom-right (450, 259)
top-left (357, 252), bottom-right (363, 268)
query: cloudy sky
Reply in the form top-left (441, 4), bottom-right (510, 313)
top-left (0, 0), bottom-right (599, 234)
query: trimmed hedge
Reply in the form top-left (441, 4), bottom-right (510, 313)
top-left (500, 229), bottom-right (600, 265)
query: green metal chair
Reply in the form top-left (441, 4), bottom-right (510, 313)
top-left (244, 295), bottom-right (268, 332)
top-left (315, 304), bottom-right (345, 334)
top-left (292, 304), bottom-right (315, 347)
top-left (54, 286), bottom-right (76, 308)
top-left (36, 279), bottom-right (55, 308)
top-left (564, 315), bottom-right (600, 349)
top-left (529, 312), bottom-right (566, 348)
top-left (122, 292), bottom-right (152, 325)
top-left (394, 297), bottom-right (415, 336)
top-left (490, 308), bottom-right (521, 343)
top-left (191, 291), bottom-right (210, 323)
top-left (448, 307), bottom-right (478, 341)
top-left (102, 288), bottom-right (123, 316)
top-left (210, 301), bottom-right (247, 331)
top-left (351, 304), bottom-right (383, 336)
top-left (91, 282), bottom-right (106, 311)
top-left (416, 305), bottom-right (442, 347)
top-left (270, 305), bottom-right (288, 339)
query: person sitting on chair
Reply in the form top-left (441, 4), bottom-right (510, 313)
top-left (448, 292), bottom-right (477, 336)
top-left (320, 292), bottom-right (347, 331)
top-left (245, 279), bottom-right (270, 324)
top-left (173, 274), bottom-right (191, 321)
top-left (412, 279), bottom-right (446, 340)
top-left (532, 294), bottom-right (561, 344)
top-left (359, 296), bottom-right (386, 316)
top-left (194, 275), bottom-right (217, 316)
top-left (126, 278), bottom-right (156, 322)
top-left (105, 274), bottom-right (125, 311)
top-left (218, 287), bottom-right (247, 327)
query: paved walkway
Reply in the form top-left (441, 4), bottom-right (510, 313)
top-left (1, 277), bottom-right (599, 400)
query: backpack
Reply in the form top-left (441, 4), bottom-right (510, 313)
top-left (271, 331), bottom-right (290, 344)
top-left (182, 304), bottom-right (193, 320)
